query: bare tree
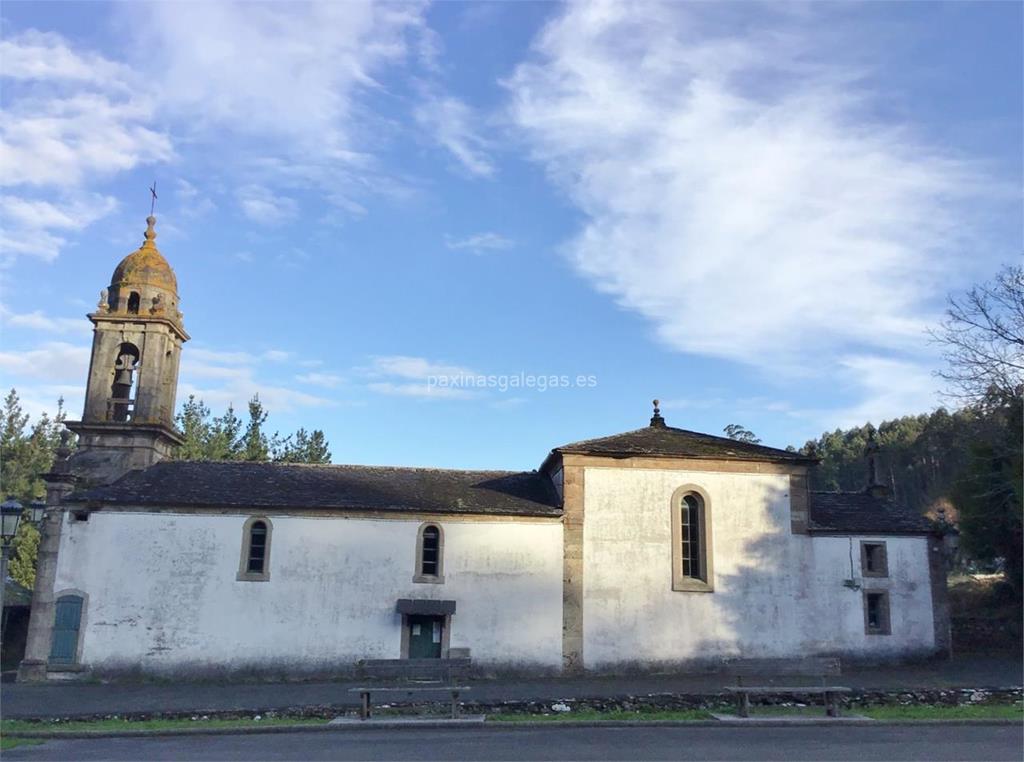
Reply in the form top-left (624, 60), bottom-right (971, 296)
top-left (933, 264), bottom-right (1024, 403)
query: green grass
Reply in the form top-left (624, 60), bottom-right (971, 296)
top-left (858, 704), bottom-right (1024, 721)
top-left (1, 737), bottom-right (44, 750)
top-left (489, 708), bottom-right (713, 722)
top-left (1, 716), bottom-right (326, 736)
top-left (491, 703), bottom-right (1024, 723)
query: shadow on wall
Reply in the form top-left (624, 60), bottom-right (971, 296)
top-left (603, 480), bottom-right (941, 675)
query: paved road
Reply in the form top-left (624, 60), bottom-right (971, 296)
top-left (4, 655), bottom-right (1022, 719)
top-left (5, 725), bottom-right (1023, 761)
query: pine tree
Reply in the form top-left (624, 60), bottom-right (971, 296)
top-left (0, 389), bottom-right (69, 588)
top-left (9, 519), bottom-right (40, 589)
top-left (175, 395), bottom-right (212, 460)
top-left (275, 428), bottom-right (332, 464)
top-left (242, 395), bottom-right (271, 461)
top-left (170, 395), bottom-right (330, 463)
top-left (208, 405), bottom-right (244, 460)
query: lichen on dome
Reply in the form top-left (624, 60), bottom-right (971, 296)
top-left (110, 216), bottom-right (178, 294)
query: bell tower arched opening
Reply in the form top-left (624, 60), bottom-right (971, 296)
top-left (109, 343), bottom-right (140, 422)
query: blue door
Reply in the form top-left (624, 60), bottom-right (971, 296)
top-left (49, 595), bottom-right (83, 663)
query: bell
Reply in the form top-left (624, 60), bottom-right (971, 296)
top-left (113, 368), bottom-right (134, 386)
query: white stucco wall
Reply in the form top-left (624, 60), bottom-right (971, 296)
top-left (53, 511), bottom-right (563, 677)
top-left (581, 467), bottom-right (936, 670)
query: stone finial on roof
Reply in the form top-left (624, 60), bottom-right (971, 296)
top-left (650, 399), bottom-right (666, 428)
top-left (143, 215), bottom-right (157, 247)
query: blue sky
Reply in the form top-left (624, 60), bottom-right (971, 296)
top-left (0, 1), bottom-right (1020, 470)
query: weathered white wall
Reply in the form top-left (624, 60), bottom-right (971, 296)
top-left (53, 511), bottom-right (563, 677)
top-left (582, 467), bottom-right (936, 670)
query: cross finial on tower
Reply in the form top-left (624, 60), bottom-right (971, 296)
top-left (149, 181), bottom-right (158, 216)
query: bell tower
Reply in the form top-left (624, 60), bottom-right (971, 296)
top-left (65, 215), bottom-right (189, 485)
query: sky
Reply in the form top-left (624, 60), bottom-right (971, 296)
top-left (0, 0), bottom-right (1020, 471)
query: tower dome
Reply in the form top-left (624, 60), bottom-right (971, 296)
top-left (110, 216), bottom-right (178, 294)
top-left (102, 216), bottom-right (182, 322)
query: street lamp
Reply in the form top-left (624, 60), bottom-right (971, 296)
top-left (0, 497), bottom-right (23, 639)
top-left (0, 496), bottom-right (22, 546)
top-left (29, 500), bottom-right (46, 525)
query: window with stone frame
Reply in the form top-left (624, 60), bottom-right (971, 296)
top-left (414, 523), bottom-right (445, 583)
top-left (237, 516), bottom-right (272, 581)
top-left (861, 541), bottom-right (889, 577)
top-left (864, 590), bottom-right (891, 635)
top-left (671, 487), bottom-right (714, 592)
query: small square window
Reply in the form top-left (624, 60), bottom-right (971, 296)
top-left (864, 591), bottom-right (891, 635)
top-left (861, 541), bottom-right (888, 577)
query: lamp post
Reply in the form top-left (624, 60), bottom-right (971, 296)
top-left (28, 500), bottom-right (46, 525)
top-left (0, 497), bottom-right (24, 640)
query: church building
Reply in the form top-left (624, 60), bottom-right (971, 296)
top-left (18, 216), bottom-right (950, 681)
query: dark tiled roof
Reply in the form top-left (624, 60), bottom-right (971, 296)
top-left (67, 461), bottom-right (561, 517)
top-left (554, 425), bottom-right (813, 463)
top-left (810, 491), bottom-right (934, 535)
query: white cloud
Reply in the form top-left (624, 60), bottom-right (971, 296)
top-left (829, 354), bottom-right (942, 428)
top-left (0, 341), bottom-right (90, 383)
top-left (178, 379), bottom-right (334, 415)
top-left (175, 178), bottom-right (217, 217)
top-left (0, 92), bottom-right (172, 189)
top-left (0, 189), bottom-right (122, 263)
top-left (366, 381), bottom-right (475, 399)
top-left (124, 1), bottom-right (426, 155)
top-left (506, 2), bottom-right (990, 378)
top-left (415, 94), bottom-right (496, 177)
top-left (1, 195), bottom-right (111, 230)
top-left (444, 232), bottom-right (515, 254)
top-left (0, 30), bottom-right (170, 263)
top-left (363, 355), bottom-right (480, 399)
top-left (0, 29), bottom-right (132, 85)
top-left (0, 307), bottom-right (89, 335)
top-left (0, 194), bottom-right (119, 261)
top-left (8, 384), bottom-right (83, 425)
top-left (295, 372), bottom-right (344, 389)
top-left (185, 347), bottom-right (262, 367)
top-left (237, 185), bottom-right (298, 226)
top-left (367, 355), bottom-right (476, 380)
top-left (179, 344), bottom-right (334, 413)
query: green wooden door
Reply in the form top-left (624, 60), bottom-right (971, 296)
top-left (49, 595), bottom-right (83, 663)
top-left (408, 615), bottom-right (443, 659)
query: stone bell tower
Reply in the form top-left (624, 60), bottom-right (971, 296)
top-left (64, 215), bottom-right (188, 485)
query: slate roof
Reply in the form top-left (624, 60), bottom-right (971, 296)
top-left (66, 461), bottom-right (562, 517)
top-left (554, 425), bottom-right (814, 463)
top-left (809, 491), bottom-right (934, 535)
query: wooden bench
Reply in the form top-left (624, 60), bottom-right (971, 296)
top-left (349, 659), bottom-right (471, 720)
top-left (723, 657), bottom-right (851, 718)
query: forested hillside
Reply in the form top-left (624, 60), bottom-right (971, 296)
top-left (799, 408), bottom-right (977, 517)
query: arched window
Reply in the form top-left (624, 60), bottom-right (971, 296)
top-left (109, 343), bottom-right (139, 422)
top-left (127, 291), bottom-right (141, 314)
top-left (237, 517), bottom-right (272, 581)
top-left (414, 523), bottom-right (444, 583)
top-left (671, 487), bottom-right (714, 592)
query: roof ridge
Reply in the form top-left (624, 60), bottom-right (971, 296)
top-left (554, 424), bottom-right (808, 461)
top-left (163, 460), bottom-right (526, 475)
